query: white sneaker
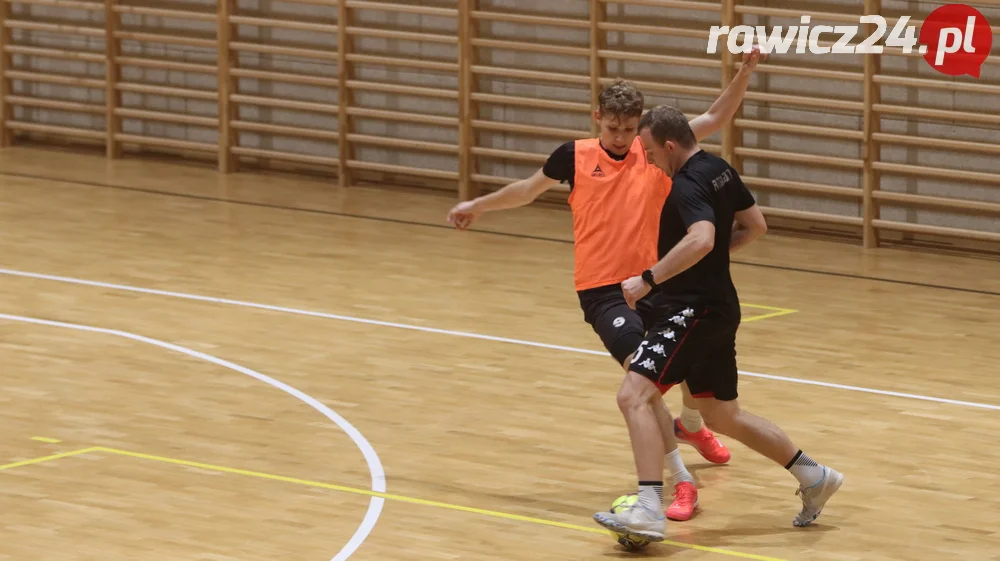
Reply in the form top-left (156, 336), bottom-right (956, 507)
top-left (593, 502), bottom-right (666, 542)
top-left (794, 466), bottom-right (844, 527)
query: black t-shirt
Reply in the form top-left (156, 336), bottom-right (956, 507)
top-left (542, 140), bottom-right (628, 190)
top-left (651, 150), bottom-right (756, 318)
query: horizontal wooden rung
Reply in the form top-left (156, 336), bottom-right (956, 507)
top-left (471, 65), bottom-right (589, 85)
top-left (115, 108), bottom-right (218, 127)
top-left (4, 44), bottom-right (105, 62)
top-left (115, 133), bottom-right (218, 152)
top-left (347, 107), bottom-right (458, 127)
top-left (742, 175), bottom-right (863, 199)
top-left (735, 147), bottom-right (864, 169)
top-left (4, 19), bottom-right (104, 37)
top-left (5, 0), bottom-right (103, 11)
top-left (232, 146), bottom-right (339, 167)
top-left (871, 132), bottom-right (1000, 155)
top-left (874, 74), bottom-right (1000, 95)
top-left (5, 95), bottom-right (105, 113)
top-left (5, 70), bottom-right (104, 88)
top-left (346, 26), bottom-right (455, 44)
top-left (230, 15), bottom-right (338, 33)
top-left (873, 104), bottom-right (1000, 126)
top-left (598, 76), bottom-right (717, 99)
top-left (872, 220), bottom-right (1000, 243)
top-left (471, 93), bottom-right (589, 113)
top-left (114, 30), bottom-right (217, 49)
top-left (735, 119), bottom-right (865, 140)
top-left (347, 160), bottom-right (459, 180)
top-left (115, 56), bottom-right (217, 74)
top-left (112, 5), bottom-right (218, 22)
top-left (347, 134), bottom-right (456, 153)
top-left (231, 120), bottom-right (338, 140)
top-left (346, 80), bottom-right (458, 99)
top-left (872, 161), bottom-right (1000, 186)
top-left (760, 206), bottom-right (863, 226)
top-left (343, 0), bottom-right (458, 18)
top-left (5, 120), bottom-right (105, 139)
top-left (471, 146), bottom-right (547, 163)
top-left (116, 82), bottom-right (218, 100)
top-left (471, 119), bottom-right (587, 139)
top-left (231, 94), bottom-right (338, 114)
top-left (599, 49), bottom-right (720, 69)
top-left (745, 63), bottom-right (864, 82)
top-left (345, 53), bottom-right (458, 72)
top-left (873, 191), bottom-right (1000, 216)
top-left (598, 21), bottom-right (709, 39)
top-left (470, 38), bottom-right (589, 57)
top-left (599, 0), bottom-right (720, 12)
top-left (228, 41), bottom-right (337, 61)
top-left (734, 5), bottom-right (859, 24)
top-left (471, 10), bottom-right (589, 29)
top-left (231, 68), bottom-right (337, 87)
top-left (746, 91), bottom-right (864, 112)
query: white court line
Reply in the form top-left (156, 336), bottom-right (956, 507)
top-left (3, 267), bottom-right (999, 412)
top-left (0, 312), bottom-right (386, 561)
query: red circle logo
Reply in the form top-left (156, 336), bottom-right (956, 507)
top-left (920, 4), bottom-right (993, 78)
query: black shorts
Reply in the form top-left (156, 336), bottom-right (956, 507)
top-left (627, 305), bottom-right (740, 401)
top-left (578, 284), bottom-right (656, 365)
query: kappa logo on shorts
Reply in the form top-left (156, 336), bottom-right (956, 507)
top-left (669, 315), bottom-right (687, 327)
top-left (639, 358), bottom-right (656, 370)
top-left (591, 164), bottom-right (605, 177)
top-left (650, 343), bottom-right (666, 355)
top-left (613, 316), bottom-right (625, 328)
top-left (660, 329), bottom-right (676, 341)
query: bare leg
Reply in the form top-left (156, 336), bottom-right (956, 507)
top-left (617, 371), bottom-right (666, 481)
top-left (695, 398), bottom-right (796, 464)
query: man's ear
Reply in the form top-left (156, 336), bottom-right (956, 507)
top-left (593, 109), bottom-right (602, 123)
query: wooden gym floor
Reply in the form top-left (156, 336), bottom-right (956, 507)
top-left (1, 146), bottom-right (999, 561)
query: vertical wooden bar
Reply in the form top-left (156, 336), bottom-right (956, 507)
top-left (862, 0), bottom-right (881, 248)
top-left (457, 0), bottom-right (475, 200)
top-left (337, 0), bottom-right (352, 187)
top-left (217, 0), bottom-right (237, 172)
top-left (720, 0), bottom-right (738, 169)
top-left (0, 0), bottom-right (11, 147)
top-left (589, 0), bottom-right (603, 137)
top-left (104, 0), bottom-right (121, 158)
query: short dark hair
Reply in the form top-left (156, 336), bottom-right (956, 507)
top-left (598, 79), bottom-right (644, 119)
top-left (639, 104), bottom-right (696, 148)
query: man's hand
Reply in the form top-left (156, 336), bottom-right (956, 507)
top-left (621, 275), bottom-right (651, 310)
top-left (447, 200), bottom-right (481, 230)
top-left (740, 44), bottom-right (766, 71)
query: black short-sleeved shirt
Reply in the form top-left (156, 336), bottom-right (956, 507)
top-left (651, 150), bottom-right (756, 318)
top-left (542, 140), bottom-right (628, 190)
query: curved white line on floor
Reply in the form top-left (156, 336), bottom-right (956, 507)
top-left (0, 312), bottom-right (386, 561)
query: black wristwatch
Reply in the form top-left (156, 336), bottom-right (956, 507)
top-left (641, 269), bottom-right (658, 289)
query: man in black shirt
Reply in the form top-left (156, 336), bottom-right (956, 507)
top-left (593, 105), bottom-right (843, 539)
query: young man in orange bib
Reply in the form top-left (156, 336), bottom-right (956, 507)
top-left (448, 49), bottom-right (762, 522)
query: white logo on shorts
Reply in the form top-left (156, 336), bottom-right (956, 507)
top-left (640, 358), bottom-right (656, 370)
top-left (613, 317), bottom-right (625, 328)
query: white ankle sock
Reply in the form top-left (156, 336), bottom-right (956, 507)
top-left (665, 449), bottom-right (694, 486)
top-left (680, 407), bottom-right (704, 432)
top-left (786, 451), bottom-right (825, 487)
top-left (637, 481), bottom-right (664, 512)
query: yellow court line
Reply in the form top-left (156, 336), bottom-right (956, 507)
top-left (92, 446), bottom-right (787, 561)
top-left (31, 437), bottom-right (62, 444)
top-left (742, 303), bottom-right (798, 313)
top-left (0, 447), bottom-right (100, 471)
top-left (742, 308), bottom-right (799, 323)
